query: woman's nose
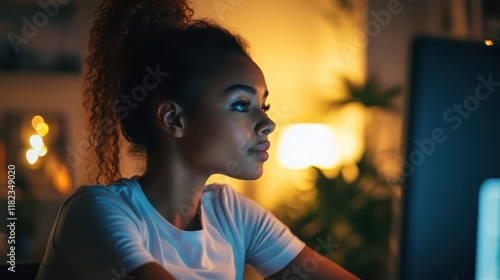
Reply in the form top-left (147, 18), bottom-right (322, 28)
top-left (255, 113), bottom-right (276, 136)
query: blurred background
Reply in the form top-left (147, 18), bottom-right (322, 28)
top-left (0, 0), bottom-right (499, 279)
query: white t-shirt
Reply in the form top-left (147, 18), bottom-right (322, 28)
top-left (36, 177), bottom-right (305, 280)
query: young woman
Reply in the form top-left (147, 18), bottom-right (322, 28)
top-left (36, 0), bottom-right (360, 279)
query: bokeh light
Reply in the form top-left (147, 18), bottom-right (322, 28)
top-left (35, 122), bottom-right (49, 137)
top-left (52, 163), bottom-right (72, 194)
top-left (38, 145), bottom-right (48, 156)
top-left (26, 149), bottom-right (39, 165)
top-left (29, 135), bottom-right (43, 150)
top-left (26, 115), bottom-right (50, 167)
top-left (31, 115), bottom-right (44, 130)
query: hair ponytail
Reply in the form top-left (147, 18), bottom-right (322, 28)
top-left (83, 0), bottom-right (193, 185)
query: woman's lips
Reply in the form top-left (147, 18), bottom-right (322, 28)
top-left (248, 141), bottom-right (270, 161)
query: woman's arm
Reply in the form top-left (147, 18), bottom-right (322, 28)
top-left (128, 262), bottom-right (176, 280)
top-left (265, 246), bottom-right (361, 280)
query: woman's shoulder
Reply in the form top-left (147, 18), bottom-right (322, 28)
top-left (60, 177), bottom-right (140, 216)
top-left (69, 178), bottom-right (131, 201)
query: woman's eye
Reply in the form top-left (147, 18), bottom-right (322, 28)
top-left (262, 104), bottom-right (271, 112)
top-left (232, 101), bottom-right (251, 112)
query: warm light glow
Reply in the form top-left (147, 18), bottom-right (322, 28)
top-left (52, 163), bottom-right (71, 194)
top-left (35, 122), bottom-right (49, 137)
top-left (38, 145), bottom-right (48, 156)
top-left (485, 40), bottom-right (494, 46)
top-left (29, 135), bottom-right (43, 150)
top-left (31, 115), bottom-right (44, 130)
top-left (26, 149), bottom-right (39, 165)
top-left (341, 164), bottom-right (360, 183)
top-left (336, 130), bottom-right (364, 164)
top-left (277, 124), bottom-right (341, 169)
top-left (328, 103), bottom-right (365, 164)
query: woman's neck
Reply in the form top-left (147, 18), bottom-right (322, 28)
top-left (137, 152), bottom-right (210, 231)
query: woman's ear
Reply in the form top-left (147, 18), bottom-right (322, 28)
top-left (157, 101), bottom-right (185, 138)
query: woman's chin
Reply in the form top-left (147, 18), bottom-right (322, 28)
top-left (226, 168), bottom-right (264, 181)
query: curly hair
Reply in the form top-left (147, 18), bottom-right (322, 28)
top-left (83, 0), bottom-right (249, 185)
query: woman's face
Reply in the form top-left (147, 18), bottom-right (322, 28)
top-left (179, 53), bottom-right (276, 180)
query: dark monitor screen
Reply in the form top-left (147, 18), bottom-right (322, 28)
top-left (399, 37), bottom-right (500, 280)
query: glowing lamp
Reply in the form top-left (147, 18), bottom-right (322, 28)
top-left (277, 123), bottom-right (341, 169)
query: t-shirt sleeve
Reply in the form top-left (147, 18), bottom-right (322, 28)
top-left (225, 186), bottom-right (305, 278)
top-left (51, 187), bottom-right (157, 279)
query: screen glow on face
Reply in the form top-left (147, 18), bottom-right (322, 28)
top-left (476, 178), bottom-right (500, 280)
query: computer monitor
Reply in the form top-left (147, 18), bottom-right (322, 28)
top-left (475, 178), bottom-right (500, 280)
top-left (399, 37), bottom-right (500, 280)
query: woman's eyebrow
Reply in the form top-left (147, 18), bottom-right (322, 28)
top-left (224, 84), bottom-right (269, 98)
